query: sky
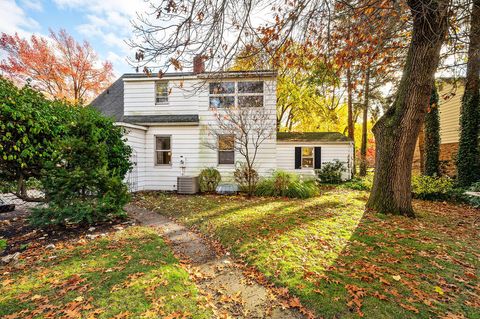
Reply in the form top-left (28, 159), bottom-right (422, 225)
top-left (0, 0), bottom-right (150, 76)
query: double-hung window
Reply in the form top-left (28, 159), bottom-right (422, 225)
top-left (155, 136), bottom-right (171, 165)
top-left (156, 81), bottom-right (169, 104)
top-left (218, 134), bottom-right (235, 164)
top-left (301, 147), bottom-right (314, 168)
top-left (209, 81), bottom-right (264, 108)
top-left (209, 82), bottom-right (235, 108)
top-left (237, 81), bottom-right (264, 107)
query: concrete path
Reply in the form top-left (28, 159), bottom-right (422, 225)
top-left (125, 204), bottom-right (305, 319)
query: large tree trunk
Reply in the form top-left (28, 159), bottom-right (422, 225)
top-left (366, 0), bottom-right (449, 217)
top-left (456, 0), bottom-right (480, 186)
top-left (347, 67), bottom-right (356, 177)
top-left (359, 68), bottom-right (370, 176)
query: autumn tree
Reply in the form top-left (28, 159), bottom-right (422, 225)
top-left (456, 0), bottom-right (480, 187)
top-left (0, 29), bottom-right (114, 103)
top-left (131, 0), bottom-right (454, 216)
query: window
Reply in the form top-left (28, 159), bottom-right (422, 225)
top-left (301, 147), bottom-right (314, 168)
top-left (238, 81), bottom-right (264, 107)
top-left (209, 82), bottom-right (235, 108)
top-left (155, 136), bottom-right (171, 165)
top-left (156, 82), bottom-right (168, 104)
top-left (218, 134), bottom-right (234, 164)
top-left (209, 81), bottom-right (264, 108)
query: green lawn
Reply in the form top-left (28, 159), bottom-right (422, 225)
top-left (136, 189), bottom-right (480, 318)
top-left (0, 227), bottom-right (212, 319)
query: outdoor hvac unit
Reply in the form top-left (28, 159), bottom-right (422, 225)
top-left (177, 176), bottom-right (199, 194)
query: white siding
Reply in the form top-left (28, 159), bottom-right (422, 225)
top-left (122, 125), bottom-right (147, 191)
top-left (122, 76), bottom-right (278, 190)
top-left (276, 142), bottom-right (354, 180)
top-left (438, 83), bottom-right (462, 144)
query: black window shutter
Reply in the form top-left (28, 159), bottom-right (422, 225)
top-left (295, 147), bottom-right (301, 169)
top-left (314, 147), bottom-right (322, 169)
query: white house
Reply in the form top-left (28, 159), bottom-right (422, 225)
top-left (91, 68), bottom-right (353, 192)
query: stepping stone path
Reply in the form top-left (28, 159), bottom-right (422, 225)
top-left (125, 204), bottom-right (305, 319)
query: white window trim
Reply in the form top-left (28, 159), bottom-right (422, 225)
top-left (217, 134), bottom-right (235, 165)
top-left (301, 147), bottom-right (314, 169)
top-left (155, 81), bottom-right (169, 105)
top-left (154, 135), bottom-right (172, 166)
top-left (209, 81), bottom-right (264, 108)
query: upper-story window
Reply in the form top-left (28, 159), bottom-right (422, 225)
top-left (156, 81), bottom-right (169, 104)
top-left (209, 81), bottom-right (264, 108)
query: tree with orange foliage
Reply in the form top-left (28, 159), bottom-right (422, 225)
top-left (0, 29), bottom-right (113, 103)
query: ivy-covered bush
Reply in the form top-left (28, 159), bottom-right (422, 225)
top-left (255, 170), bottom-right (318, 199)
top-left (315, 160), bottom-right (346, 184)
top-left (424, 86), bottom-right (441, 176)
top-left (411, 175), bottom-right (454, 200)
top-left (234, 162), bottom-right (259, 195)
top-left (199, 167), bottom-right (221, 192)
top-left (30, 107), bottom-right (132, 226)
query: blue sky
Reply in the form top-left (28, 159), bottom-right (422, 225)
top-left (0, 0), bottom-right (149, 76)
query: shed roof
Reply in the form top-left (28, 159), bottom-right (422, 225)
top-left (277, 132), bottom-right (352, 142)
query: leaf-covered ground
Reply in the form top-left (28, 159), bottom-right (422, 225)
top-left (0, 227), bottom-right (212, 319)
top-left (136, 189), bottom-right (480, 318)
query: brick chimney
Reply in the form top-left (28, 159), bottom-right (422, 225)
top-left (193, 55), bottom-right (205, 74)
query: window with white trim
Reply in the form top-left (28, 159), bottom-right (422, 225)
top-left (218, 134), bottom-right (235, 164)
top-left (155, 81), bottom-right (169, 104)
top-left (155, 136), bottom-right (171, 165)
top-left (301, 147), bottom-right (314, 168)
top-left (209, 81), bottom-right (264, 108)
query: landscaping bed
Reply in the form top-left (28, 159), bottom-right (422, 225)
top-left (135, 189), bottom-right (480, 318)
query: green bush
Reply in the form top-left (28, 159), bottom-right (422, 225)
top-left (411, 175), bottom-right (454, 200)
top-left (342, 174), bottom-right (374, 191)
top-left (0, 77), bottom-right (75, 199)
top-left (0, 239), bottom-right (6, 253)
top-left (30, 108), bottom-right (131, 226)
top-left (255, 170), bottom-right (318, 199)
top-left (234, 162), bottom-right (259, 195)
top-left (315, 160), bottom-right (346, 184)
top-left (199, 168), bottom-right (221, 192)
top-left (469, 182), bottom-right (480, 192)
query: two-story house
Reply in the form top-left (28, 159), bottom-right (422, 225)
top-left (91, 66), bottom-right (354, 192)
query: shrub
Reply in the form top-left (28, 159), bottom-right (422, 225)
top-left (0, 239), bottom-right (6, 253)
top-left (342, 174), bottom-right (374, 191)
top-left (30, 108), bottom-right (131, 226)
top-left (199, 168), bottom-right (221, 192)
top-left (411, 175), bottom-right (454, 200)
top-left (255, 170), bottom-right (318, 199)
top-left (234, 162), bottom-right (259, 196)
top-left (315, 160), bottom-right (346, 184)
top-left (469, 182), bottom-right (480, 192)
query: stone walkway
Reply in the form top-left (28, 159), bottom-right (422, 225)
top-left (125, 204), bottom-right (305, 319)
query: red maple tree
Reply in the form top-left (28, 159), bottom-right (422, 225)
top-left (0, 29), bottom-right (114, 103)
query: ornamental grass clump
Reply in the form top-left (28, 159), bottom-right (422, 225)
top-left (255, 170), bottom-right (318, 199)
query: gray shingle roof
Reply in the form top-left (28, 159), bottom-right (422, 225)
top-left (277, 132), bottom-right (352, 142)
top-left (90, 77), bottom-right (124, 121)
top-left (123, 115), bottom-right (199, 124)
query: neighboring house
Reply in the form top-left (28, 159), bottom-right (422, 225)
top-left (91, 66), bottom-right (353, 192)
top-left (413, 80), bottom-right (463, 176)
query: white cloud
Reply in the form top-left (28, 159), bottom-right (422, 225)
top-left (53, 0), bottom-right (147, 73)
top-left (0, 0), bottom-right (40, 36)
top-left (21, 0), bottom-right (43, 11)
